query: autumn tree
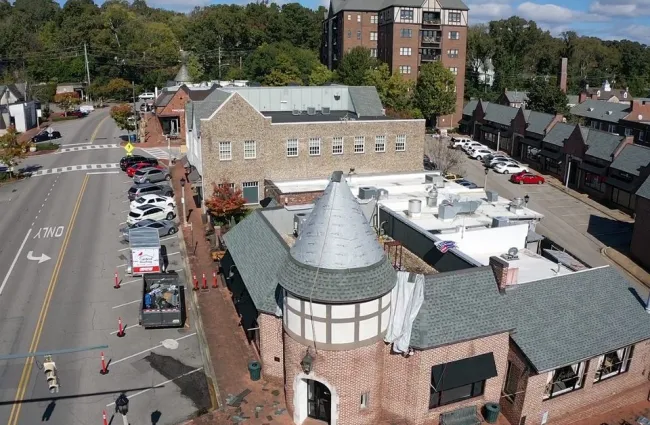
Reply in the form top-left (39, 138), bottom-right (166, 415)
top-left (205, 181), bottom-right (247, 226)
top-left (54, 92), bottom-right (81, 116)
top-left (103, 78), bottom-right (132, 101)
top-left (0, 128), bottom-right (29, 177)
top-left (110, 104), bottom-right (135, 132)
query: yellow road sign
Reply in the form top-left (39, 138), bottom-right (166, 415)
top-left (124, 142), bottom-right (134, 154)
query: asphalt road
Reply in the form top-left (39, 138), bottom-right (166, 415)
top-left (0, 112), bottom-right (209, 425)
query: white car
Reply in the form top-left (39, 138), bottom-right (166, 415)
top-left (127, 205), bottom-right (176, 226)
top-left (488, 156), bottom-right (512, 167)
top-left (130, 194), bottom-right (176, 211)
top-left (494, 162), bottom-right (529, 174)
top-left (451, 137), bottom-right (473, 148)
top-left (470, 149), bottom-right (493, 160)
top-left (138, 92), bottom-right (155, 100)
top-left (464, 142), bottom-right (486, 153)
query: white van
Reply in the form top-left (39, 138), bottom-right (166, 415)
top-left (138, 92), bottom-right (155, 100)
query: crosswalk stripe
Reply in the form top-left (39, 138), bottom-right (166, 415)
top-left (58, 144), bottom-right (120, 153)
top-left (30, 163), bottom-right (120, 177)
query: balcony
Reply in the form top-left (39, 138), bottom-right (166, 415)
top-left (421, 54), bottom-right (441, 61)
top-left (422, 36), bottom-right (441, 44)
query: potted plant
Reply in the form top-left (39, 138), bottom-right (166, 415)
top-left (29, 142), bottom-right (37, 153)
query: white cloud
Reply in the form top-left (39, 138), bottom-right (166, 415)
top-left (466, 0), bottom-right (513, 21)
top-left (590, 0), bottom-right (650, 17)
top-left (516, 2), bottom-right (607, 24)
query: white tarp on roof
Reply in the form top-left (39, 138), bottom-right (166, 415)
top-left (384, 271), bottom-right (424, 354)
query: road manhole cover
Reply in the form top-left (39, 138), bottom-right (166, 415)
top-left (162, 339), bottom-right (179, 350)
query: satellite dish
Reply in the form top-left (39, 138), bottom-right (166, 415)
top-left (508, 247), bottom-right (519, 257)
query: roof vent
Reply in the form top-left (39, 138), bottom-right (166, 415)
top-left (292, 109), bottom-right (301, 116)
top-left (322, 106), bottom-right (331, 115)
top-left (358, 186), bottom-right (377, 200)
top-left (501, 247), bottom-right (519, 260)
top-left (606, 110), bottom-right (613, 115)
top-left (307, 107), bottom-right (316, 116)
top-left (588, 107), bottom-right (594, 112)
top-left (293, 213), bottom-right (308, 237)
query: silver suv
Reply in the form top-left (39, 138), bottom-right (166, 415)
top-left (127, 183), bottom-right (173, 201)
top-left (133, 167), bottom-right (170, 184)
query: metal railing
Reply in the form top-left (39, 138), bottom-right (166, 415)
top-left (422, 36), bottom-right (441, 43)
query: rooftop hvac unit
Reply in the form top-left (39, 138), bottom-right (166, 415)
top-left (322, 106), bottom-right (331, 115)
top-left (292, 109), bottom-right (301, 116)
top-left (358, 186), bottom-right (377, 200)
top-left (293, 213), bottom-right (308, 237)
top-left (425, 173), bottom-right (445, 188)
top-left (501, 247), bottom-right (519, 260)
top-left (492, 217), bottom-right (509, 228)
top-left (307, 107), bottom-right (316, 116)
top-left (486, 190), bottom-right (499, 202)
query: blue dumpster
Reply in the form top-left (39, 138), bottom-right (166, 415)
top-left (128, 134), bottom-right (137, 143)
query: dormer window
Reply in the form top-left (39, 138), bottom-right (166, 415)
top-left (623, 92), bottom-right (628, 99)
top-left (597, 90), bottom-right (601, 97)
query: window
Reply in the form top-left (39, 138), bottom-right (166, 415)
top-left (399, 65), bottom-right (411, 74)
top-left (370, 15), bottom-right (378, 24)
top-left (370, 31), bottom-right (377, 41)
top-left (309, 138), bottom-right (321, 156)
top-left (354, 136), bottom-right (365, 153)
top-left (625, 128), bottom-right (633, 137)
top-left (370, 48), bottom-right (377, 58)
top-left (595, 346), bottom-right (634, 382)
top-left (347, 14), bottom-right (351, 20)
top-left (357, 31), bottom-right (361, 40)
top-left (242, 181), bottom-right (259, 204)
top-left (357, 14), bottom-right (361, 22)
top-left (447, 49), bottom-right (459, 58)
top-left (612, 187), bottom-right (635, 209)
top-left (448, 11), bottom-right (461, 23)
top-left (286, 138), bottom-right (298, 157)
top-left (375, 135), bottom-right (386, 152)
top-left (608, 124), bottom-right (616, 133)
top-left (400, 28), bottom-right (412, 38)
top-left (423, 11), bottom-right (441, 24)
top-left (449, 31), bottom-right (460, 40)
top-left (544, 361), bottom-right (588, 400)
top-left (400, 8), bottom-right (414, 21)
top-left (584, 172), bottom-right (606, 192)
top-left (332, 137), bottom-right (343, 155)
top-left (449, 67), bottom-right (458, 75)
top-left (395, 135), bottom-right (406, 151)
top-left (218, 182), bottom-right (235, 190)
top-left (400, 47), bottom-right (412, 56)
top-left (503, 361), bottom-right (520, 403)
top-left (360, 392), bottom-right (369, 409)
top-left (347, 30), bottom-right (351, 38)
top-left (430, 381), bottom-right (485, 409)
top-left (640, 131), bottom-right (646, 142)
top-left (218, 141), bottom-right (232, 161)
top-left (244, 140), bottom-right (256, 159)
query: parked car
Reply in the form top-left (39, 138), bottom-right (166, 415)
top-left (470, 149), bottom-right (493, 160)
top-left (463, 142), bottom-right (485, 153)
top-left (120, 219), bottom-right (178, 240)
top-left (32, 130), bottom-right (62, 143)
top-left (133, 167), bottom-right (171, 184)
top-left (127, 205), bottom-right (176, 226)
top-left (130, 194), bottom-right (176, 210)
top-left (510, 172), bottom-right (545, 185)
top-left (456, 179), bottom-right (478, 189)
top-left (494, 162), bottom-right (529, 174)
top-left (127, 183), bottom-right (174, 201)
top-left (451, 137), bottom-right (473, 148)
top-left (138, 92), bottom-right (155, 100)
top-left (126, 162), bottom-right (165, 178)
top-left (79, 105), bottom-right (94, 114)
top-left (67, 110), bottom-right (87, 118)
top-left (120, 155), bottom-right (158, 171)
top-left (444, 173), bottom-right (462, 181)
top-left (488, 156), bottom-right (513, 167)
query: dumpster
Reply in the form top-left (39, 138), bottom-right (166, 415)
top-left (484, 402), bottom-right (500, 424)
top-left (140, 273), bottom-right (185, 328)
top-left (128, 134), bottom-right (137, 143)
top-left (248, 361), bottom-right (261, 381)
top-left (127, 228), bottom-right (161, 276)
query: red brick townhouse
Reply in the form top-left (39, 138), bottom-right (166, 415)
top-left (149, 84), bottom-right (217, 141)
top-left (219, 170), bottom-right (650, 425)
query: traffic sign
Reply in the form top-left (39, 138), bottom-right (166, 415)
top-left (124, 142), bottom-right (134, 154)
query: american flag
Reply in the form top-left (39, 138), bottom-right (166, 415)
top-left (435, 241), bottom-right (457, 253)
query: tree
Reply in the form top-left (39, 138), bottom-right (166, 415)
top-left (186, 52), bottom-right (204, 82)
top-left (526, 79), bottom-right (569, 115)
top-left (309, 63), bottom-right (334, 86)
top-left (336, 46), bottom-right (377, 86)
top-left (205, 181), bottom-right (246, 225)
top-left (0, 128), bottom-right (29, 177)
top-left (110, 104), bottom-right (135, 131)
top-left (425, 137), bottom-right (465, 174)
top-left (54, 93), bottom-right (81, 116)
top-left (414, 62), bottom-right (456, 126)
top-left (363, 63), bottom-right (419, 117)
top-left (103, 78), bottom-right (132, 101)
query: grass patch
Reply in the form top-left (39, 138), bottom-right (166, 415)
top-left (35, 142), bottom-right (60, 151)
top-left (51, 115), bottom-right (79, 122)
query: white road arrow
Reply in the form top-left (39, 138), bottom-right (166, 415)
top-left (27, 251), bottom-right (51, 264)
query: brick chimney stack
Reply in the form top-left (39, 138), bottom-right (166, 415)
top-left (559, 57), bottom-right (568, 93)
top-left (489, 256), bottom-right (519, 292)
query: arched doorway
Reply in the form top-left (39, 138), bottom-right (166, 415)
top-left (307, 379), bottom-right (331, 423)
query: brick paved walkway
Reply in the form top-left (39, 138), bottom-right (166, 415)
top-left (171, 162), bottom-right (293, 425)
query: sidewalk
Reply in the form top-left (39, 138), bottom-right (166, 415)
top-left (171, 162), bottom-right (293, 425)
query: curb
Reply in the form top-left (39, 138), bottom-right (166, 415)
top-left (176, 195), bottom-right (222, 413)
top-left (602, 246), bottom-right (650, 288)
top-left (546, 179), bottom-right (633, 223)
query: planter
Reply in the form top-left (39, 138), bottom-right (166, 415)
top-left (29, 146), bottom-right (37, 152)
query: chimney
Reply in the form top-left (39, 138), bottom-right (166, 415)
top-left (613, 136), bottom-right (634, 159)
top-left (489, 256), bottom-right (519, 292)
top-left (559, 57), bottom-right (568, 93)
top-left (544, 113), bottom-right (564, 134)
top-left (578, 92), bottom-right (587, 104)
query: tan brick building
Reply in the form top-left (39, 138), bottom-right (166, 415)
top-left (322, 0), bottom-right (469, 128)
top-left (185, 86), bottom-right (425, 205)
top-left (220, 170), bottom-right (650, 425)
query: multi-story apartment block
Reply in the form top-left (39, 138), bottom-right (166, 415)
top-left (322, 0), bottom-right (469, 129)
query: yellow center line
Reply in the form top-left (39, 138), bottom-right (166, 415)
top-left (7, 174), bottom-right (89, 425)
top-left (89, 115), bottom-right (109, 144)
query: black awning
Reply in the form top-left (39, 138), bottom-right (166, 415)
top-left (539, 149), bottom-right (563, 160)
top-left (431, 353), bottom-right (497, 391)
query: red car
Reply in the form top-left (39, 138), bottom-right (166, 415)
top-left (510, 172), bottom-right (545, 185)
top-left (67, 110), bottom-right (87, 118)
top-left (126, 162), bottom-right (165, 177)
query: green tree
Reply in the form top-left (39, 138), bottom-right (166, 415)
top-left (110, 104), bottom-right (135, 131)
top-left (186, 52), bottom-right (204, 82)
top-left (414, 62), bottom-right (456, 125)
top-left (526, 79), bottom-right (569, 115)
top-left (363, 63), bottom-right (419, 117)
top-left (103, 78), bottom-right (132, 101)
top-left (336, 46), bottom-right (377, 86)
top-left (0, 128), bottom-right (29, 177)
top-left (54, 93), bottom-right (81, 116)
top-left (309, 63), bottom-right (334, 86)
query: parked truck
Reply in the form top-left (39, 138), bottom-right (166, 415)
top-left (140, 273), bottom-right (185, 328)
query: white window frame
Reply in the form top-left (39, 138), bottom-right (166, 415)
top-left (400, 47), bottom-right (412, 56)
top-left (370, 48), bottom-right (378, 58)
top-left (219, 141), bottom-right (232, 161)
top-left (243, 140), bottom-right (256, 159)
top-left (608, 124), bottom-right (616, 133)
top-left (449, 67), bottom-right (458, 75)
top-left (447, 49), bottom-right (459, 58)
top-left (370, 31), bottom-right (378, 41)
top-left (449, 31), bottom-right (460, 40)
top-left (347, 14), bottom-right (351, 20)
top-left (543, 361), bottom-right (587, 400)
top-left (396, 135), bottom-right (406, 151)
top-left (400, 28), bottom-right (412, 38)
top-left (309, 137), bottom-right (321, 156)
top-left (448, 11), bottom-right (461, 23)
top-left (370, 15), bottom-right (378, 24)
top-left (375, 135), bottom-right (386, 152)
top-left (357, 14), bottom-right (361, 22)
top-left (286, 138), bottom-right (298, 157)
top-left (354, 136), bottom-right (365, 153)
top-left (594, 346), bottom-right (634, 383)
top-left (332, 137), bottom-right (344, 155)
top-left (399, 65), bottom-right (411, 74)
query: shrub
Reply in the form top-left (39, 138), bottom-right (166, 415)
top-left (35, 143), bottom-right (59, 151)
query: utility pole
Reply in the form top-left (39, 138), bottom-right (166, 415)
top-left (132, 81), bottom-right (139, 143)
top-left (84, 43), bottom-right (92, 103)
top-left (218, 45), bottom-right (222, 80)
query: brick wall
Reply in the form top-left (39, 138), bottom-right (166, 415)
top-left (259, 313), bottom-right (284, 385)
top-left (439, 25), bottom-right (468, 129)
top-left (382, 332), bottom-right (510, 425)
top-left (500, 341), bottom-right (531, 425)
top-left (631, 196), bottom-right (650, 269)
top-left (518, 339), bottom-right (650, 425)
top-left (390, 22), bottom-right (420, 80)
top-left (340, 11), bottom-right (378, 54)
top-left (201, 93), bottom-right (425, 201)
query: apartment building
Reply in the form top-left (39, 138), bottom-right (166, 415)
top-left (322, 0), bottom-right (469, 129)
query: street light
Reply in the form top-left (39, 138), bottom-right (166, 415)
top-left (115, 393), bottom-right (129, 425)
top-left (524, 194), bottom-right (530, 207)
top-left (180, 177), bottom-right (187, 227)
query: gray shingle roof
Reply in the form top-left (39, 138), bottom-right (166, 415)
top-left (438, 0), bottom-right (469, 9)
top-left (187, 85), bottom-right (217, 101)
top-left (506, 266), bottom-right (650, 372)
top-left (483, 102), bottom-right (518, 126)
top-left (610, 144), bottom-right (650, 176)
top-left (583, 128), bottom-right (625, 161)
top-left (462, 99), bottom-right (478, 116)
top-left (636, 175), bottom-right (650, 199)
top-left (223, 210), bottom-right (288, 314)
top-left (570, 99), bottom-right (630, 123)
top-left (505, 90), bottom-right (528, 104)
top-left (154, 91), bottom-right (175, 108)
top-left (194, 89), bottom-right (233, 134)
top-left (525, 110), bottom-right (555, 135)
top-left (174, 64), bottom-right (191, 84)
top-left (410, 268), bottom-right (512, 350)
top-left (329, 0), bottom-right (468, 14)
top-left (348, 86), bottom-right (385, 117)
top-left (543, 122), bottom-right (575, 146)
